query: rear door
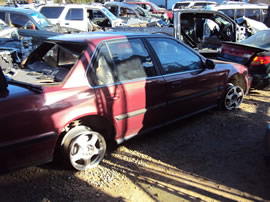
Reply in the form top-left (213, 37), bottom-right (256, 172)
top-left (147, 37), bottom-right (220, 120)
top-left (63, 8), bottom-right (87, 31)
top-left (89, 38), bottom-right (168, 141)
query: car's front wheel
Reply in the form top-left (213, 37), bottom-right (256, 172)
top-left (222, 84), bottom-right (244, 110)
top-left (62, 125), bottom-right (106, 171)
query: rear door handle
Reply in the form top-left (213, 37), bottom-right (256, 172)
top-left (65, 23), bottom-right (69, 25)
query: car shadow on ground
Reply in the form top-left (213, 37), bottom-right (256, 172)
top-left (101, 90), bottom-right (270, 201)
top-left (0, 166), bottom-right (125, 202)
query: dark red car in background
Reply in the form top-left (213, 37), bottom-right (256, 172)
top-left (128, 1), bottom-right (173, 22)
top-left (0, 32), bottom-right (250, 172)
top-left (218, 29), bottom-right (270, 90)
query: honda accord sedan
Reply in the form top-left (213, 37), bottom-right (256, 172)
top-left (0, 32), bottom-right (251, 172)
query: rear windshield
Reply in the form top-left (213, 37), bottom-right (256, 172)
top-left (241, 30), bottom-right (270, 50)
top-left (40, 7), bottom-right (65, 19)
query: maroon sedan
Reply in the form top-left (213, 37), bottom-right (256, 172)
top-left (0, 32), bottom-right (251, 172)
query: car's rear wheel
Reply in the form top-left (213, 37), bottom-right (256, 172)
top-left (222, 84), bottom-right (244, 110)
top-left (62, 125), bottom-right (106, 171)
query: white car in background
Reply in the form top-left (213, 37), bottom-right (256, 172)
top-left (38, 4), bottom-right (124, 32)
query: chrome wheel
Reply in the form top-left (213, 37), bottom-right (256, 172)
top-left (224, 85), bottom-right (244, 110)
top-left (63, 126), bottom-right (106, 171)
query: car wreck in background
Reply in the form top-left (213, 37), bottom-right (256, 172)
top-left (0, 7), bottom-right (80, 47)
top-left (108, 9), bottom-right (247, 57)
top-left (0, 19), bottom-right (33, 72)
top-left (104, 2), bottom-right (169, 26)
top-left (218, 29), bottom-right (270, 90)
top-left (128, 1), bottom-right (173, 23)
top-left (39, 4), bottom-right (124, 32)
top-left (236, 16), bottom-right (268, 37)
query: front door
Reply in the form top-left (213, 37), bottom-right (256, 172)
top-left (147, 37), bottom-right (220, 121)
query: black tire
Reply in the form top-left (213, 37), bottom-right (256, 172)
top-left (220, 83), bottom-right (244, 110)
top-left (61, 125), bottom-right (106, 171)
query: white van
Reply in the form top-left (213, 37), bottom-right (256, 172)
top-left (38, 4), bottom-right (124, 32)
top-left (206, 2), bottom-right (268, 22)
top-left (172, 1), bottom-right (217, 11)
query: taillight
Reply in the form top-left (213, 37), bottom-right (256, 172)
top-left (250, 56), bottom-right (270, 66)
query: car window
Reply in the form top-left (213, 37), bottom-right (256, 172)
top-left (92, 44), bottom-right (115, 86)
top-left (120, 7), bottom-right (136, 17)
top-left (65, 8), bottom-right (83, 20)
top-left (30, 12), bottom-right (50, 28)
top-left (40, 6), bottom-right (65, 19)
top-left (136, 7), bottom-right (146, 17)
top-left (194, 3), bottom-right (207, 8)
top-left (148, 38), bottom-right (202, 74)
top-left (262, 9), bottom-right (267, 21)
top-left (236, 9), bottom-right (244, 19)
top-left (101, 7), bottom-right (117, 20)
top-left (220, 9), bottom-right (235, 19)
top-left (107, 39), bottom-right (156, 82)
top-left (10, 13), bottom-right (33, 29)
top-left (0, 12), bottom-right (5, 21)
top-left (105, 5), bottom-right (118, 16)
top-left (245, 9), bottom-right (260, 21)
top-left (174, 3), bottom-right (190, 9)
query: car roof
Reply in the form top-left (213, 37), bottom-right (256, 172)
top-left (40, 3), bottom-right (92, 8)
top-left (0, 6), bottom-right (39, 14)
top-left (207, 2), bottom-right (268, 9)
top-left (48, 31), bottom-right (171, 44)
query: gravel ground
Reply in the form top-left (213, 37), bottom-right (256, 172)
top-left (0, 89), bottom-right (269, 202)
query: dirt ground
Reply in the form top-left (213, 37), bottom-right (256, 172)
top-left (0, 89), bottom-right (269, 202)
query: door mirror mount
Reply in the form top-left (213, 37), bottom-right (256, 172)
top-left (204, 59), bottom-right (215, 69)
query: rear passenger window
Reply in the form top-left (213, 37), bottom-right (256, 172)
top-left (108, 39), bottom-right (156, 82)
top-left (65, 8), bottom-right (83, 20)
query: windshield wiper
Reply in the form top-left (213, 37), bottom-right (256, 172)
top-left (7, 79), bottom-right (43, 93)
